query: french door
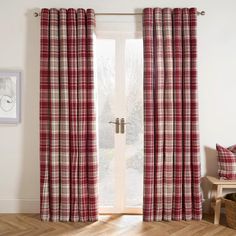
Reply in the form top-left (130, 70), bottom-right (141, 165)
top-left (96, 32), bottom-right (143, 214)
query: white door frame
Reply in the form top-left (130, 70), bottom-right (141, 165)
top-left (96, 31), bottom-right (143, 214)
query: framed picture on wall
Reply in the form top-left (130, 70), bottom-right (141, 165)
top-left (0, 71), bottom-right (21, 123)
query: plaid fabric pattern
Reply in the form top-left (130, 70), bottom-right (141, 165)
top-left (229, 145), bottom-right (236, 154)
top-left (40, 8), bottom-right (98, 222)
top-left (216, 144), bottom-right (236, 180)
top-left (143, 8), bottom-right (202, 221)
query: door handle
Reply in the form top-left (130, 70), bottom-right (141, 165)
top-left (108, 118), bottom-right (120, 134)
top-left (120, 118), bottom-right (130, 134)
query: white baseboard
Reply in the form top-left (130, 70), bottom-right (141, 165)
top-left (0, 199), bottom-right (40, 213)
top-left (0, 199), bottom-right (211, 214)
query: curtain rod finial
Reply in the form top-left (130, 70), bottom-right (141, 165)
top-left (34, 12), bottom-right (40, 17)
top-left (199, 11), bottom-right (205, 16)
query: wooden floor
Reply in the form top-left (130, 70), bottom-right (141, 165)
top-left (0, 214), bottom-right (235, 236)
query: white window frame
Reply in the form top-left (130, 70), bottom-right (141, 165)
top-left (96, 31), bottom-right (143, 214)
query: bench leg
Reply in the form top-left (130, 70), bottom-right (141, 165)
top-left (214, 185), bottom-right (222, 225)
top-left (214, 198), bottom-right (221, 224)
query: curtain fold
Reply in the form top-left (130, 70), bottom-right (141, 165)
top-left (143, 7), bottom-right (202, 221)
top-left (40, 8), bottom-right (98, 222)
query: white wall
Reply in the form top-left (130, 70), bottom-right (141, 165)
top-left (0, 0), bottom-right (236, 213)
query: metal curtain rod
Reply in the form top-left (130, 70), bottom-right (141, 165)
top-left (34, 10), bottom-right (205, 17)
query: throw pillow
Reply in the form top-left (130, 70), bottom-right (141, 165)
top-left (216, 144), bottom-right (236, 180)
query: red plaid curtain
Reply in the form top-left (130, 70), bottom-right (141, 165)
top-left (143, 8), bottom-right (202, 221)
top-left (40, 8), bottom-right (97, 222)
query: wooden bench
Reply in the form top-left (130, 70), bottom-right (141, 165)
top-left (207, 176), bottom-right (236, 224)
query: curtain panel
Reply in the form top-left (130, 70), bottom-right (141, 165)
top-left (40, 8), bottom-right (98, 222)
top-left (143, 8), bottom-right (202, 221)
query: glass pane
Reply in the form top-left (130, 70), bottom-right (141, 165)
top-left (96, 39), bottom-right (116, 207)
top-left (125, 39), bottom-right (144, 207)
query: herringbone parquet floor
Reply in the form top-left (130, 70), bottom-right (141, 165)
top-left (0, 214), bottom-right (235, 236)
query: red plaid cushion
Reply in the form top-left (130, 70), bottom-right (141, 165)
top-left (216, 144), bottom-right (236, 180)
top-left (228, 144), bottom-right (236, 154)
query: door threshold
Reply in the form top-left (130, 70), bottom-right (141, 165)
top-left (99, 208), bottom-right (142, 215)
top-left (99, 213), bottom-right (143, 215)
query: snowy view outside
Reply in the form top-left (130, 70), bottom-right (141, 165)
top-left (125, 39), bottom-right (143, 207)
top-left (96, 38), bottom-right (143, 208)
top-left (96, 39), bottom-right (116, 206)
